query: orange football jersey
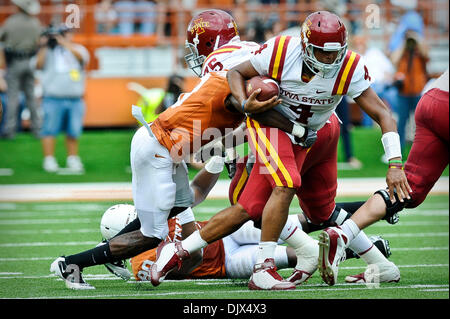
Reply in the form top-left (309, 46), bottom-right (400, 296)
top-left (151, 71), bottom-right (244, 161)
top-left (131, 218), bottom-right (226, 280)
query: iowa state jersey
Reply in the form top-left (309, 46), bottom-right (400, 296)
top-left (202, 39), bottom-right (262, 76)
top-left (250, 35), bottom-right (371, 131)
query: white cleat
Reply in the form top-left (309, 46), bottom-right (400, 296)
top-left (318, 226), bottom-right (349, 286)
top-left (105, 260), bottom-right (132, 281)
top-left (345, 261), bottom-right (401, 284)
top-left (287, 239), bottom-right (318, 286)
top-left (248, 258), bottom-right (296, 290)
top-left (150, 241), bottom-right (190, 286)
top-left (50, 256), bottom-right (95, 290)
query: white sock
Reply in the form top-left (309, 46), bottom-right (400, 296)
top-left (256, 241), bottom-right (277, 264)
top-left (182, 230), bottom-right (208, 254)
top-left (340, 219), bottom-right (361, 242)
top-left (348, 231), bottom-right (374, 255)
top-left (360, 245), bottom-right (389, 265)
top-left (285, 228), bottom-right (318, 272)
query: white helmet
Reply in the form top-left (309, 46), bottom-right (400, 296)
top-left (100, 204), bottom-right (137, 240)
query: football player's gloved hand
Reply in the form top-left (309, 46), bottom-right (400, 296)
top-left (225, 160), bottom-right (237, 179)
top-left (294, 128), bottom-right (317, 148)
top-left (224, 149), bottom-right (239, 179)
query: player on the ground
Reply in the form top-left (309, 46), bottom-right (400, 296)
top-left (98, 195), bottom-right (391, 281)
top-left (318, 68), bottom-right (449, 285)
top-left (49, 9), bottom-right (314, 290)
top-left (153, 10), bottom-right (410, 289)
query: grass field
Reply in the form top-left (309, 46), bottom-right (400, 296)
top-left (2, 127), bottom-right (447, 184)
top-left (0, 195), bottom-right (448, 300)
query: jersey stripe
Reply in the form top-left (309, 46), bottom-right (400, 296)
top-left (246, 118), bottom-right (283, 187)
top-left (340, 53), bottom-right (361, 95)
top-left (332, 50), bottom-right (360, 95)
top-left (232, 166), bottom-right (248, 204)
top-left (204, 47), bottom-right (240, 62)
top-left (269, 36), bottom-right (291, 81)
top-left (250, 118), bottom-right (294, 188)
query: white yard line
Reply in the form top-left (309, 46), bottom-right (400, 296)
top-left (3, 284), bottom-right (448, 299)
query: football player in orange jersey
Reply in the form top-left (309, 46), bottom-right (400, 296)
top-left (49, 9), bottom-right (314, 290)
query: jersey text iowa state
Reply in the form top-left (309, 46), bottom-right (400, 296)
top-left (280, 87), bottom-right (336, 105)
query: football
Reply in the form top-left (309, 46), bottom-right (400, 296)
top-left (100, 204), bottom-right (137, 240)
top-left (246, 76), bottom-right (280, 101)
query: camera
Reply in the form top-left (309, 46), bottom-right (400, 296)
top-left (41, 24), bottom-right (69, 49)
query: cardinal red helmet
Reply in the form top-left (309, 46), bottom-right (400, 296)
top-left (185, 9), bottom-right (239, 77)
top-left (300, 11), bottom-right (348, 78)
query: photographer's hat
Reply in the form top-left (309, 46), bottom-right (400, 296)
top-left (12, 0), bottom-right (41, 15)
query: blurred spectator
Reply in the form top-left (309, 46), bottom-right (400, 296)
top-left (335, 97), bottom-right (362, 170)
top-left (351, 35), bottom-right (397, 127)
top-left (388, 0), bottom-right (424, 54)
top-left (114, 0), bottom-right (158, 36)
top-left (264, 20), bottom-right (283, 41)
top-left (34, 26), bottom-right (90, 174)
top-left (391, 29), bottom-right (429, 153)
top-left (0, 0), bottom-right (42, 139)
top-left (95, 0), bottom-right (118, 33)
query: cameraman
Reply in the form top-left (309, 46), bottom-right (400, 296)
top-left (34, 26), bottom-right (90, 173)
top-left (391, 29), bottom-right (429, 153)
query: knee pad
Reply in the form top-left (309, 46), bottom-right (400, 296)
top-left (374, 189), bottom-right (408, 224)
top-left (327, 206), bottom-right (353, 226)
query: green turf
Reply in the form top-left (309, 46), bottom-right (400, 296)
top-left (0, 195), bottom-right (448, 299)
top-left (1, 127), bottom-right (448, 184)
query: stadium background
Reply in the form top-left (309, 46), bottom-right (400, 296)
top-left (0, 0), bottom-right (448, 300)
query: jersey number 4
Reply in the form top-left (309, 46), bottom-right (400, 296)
top-left (289, 104), bottom-right (314, 125)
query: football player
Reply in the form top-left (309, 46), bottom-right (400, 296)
top-left (318, 68), bottom-right (449, 285)
top-left (154, 11), bottom-right (410, 289)
top-left (49, 9), bottom-right (314, 290)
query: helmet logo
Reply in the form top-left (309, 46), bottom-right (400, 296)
top-left (190, 18), bottom-right (210, 36)
top-left (301, 19), bottom-right (312, 42)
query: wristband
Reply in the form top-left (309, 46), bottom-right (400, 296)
top-left (205, 155), bottom-right (225, 174)
top-left (381, 132), bottom-right (402, 161)
top-left (241, 99), bottom-right (247, 113)
top-left (177, 207), bottom-right (195, 225)
top-left (388, 159), bottom-right (403, 170)
top-left (291, 123), bottom-right (306, 139)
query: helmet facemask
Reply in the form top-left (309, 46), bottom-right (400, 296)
top-left (303, 42), bottom-right (347, 79)
top-left (184, 34), bottom-right (205, 78)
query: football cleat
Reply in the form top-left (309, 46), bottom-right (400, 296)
top-left (287, 238), bottom-right (318, 286)
top-left (287, 269), bottom-right (312, 286)
top-left (248, 258), bottom-right (296, 290)
top-left (345, 261), bottom-right (400, 284)
top-left (150, 241), bottom-right (190, 286)
top-left (104, 260), bottom-right (132, 281)
top-left (345, 235), bottom-right (392, 260)
top-left (369, 235), bottom-right (392, 259)
top-left (50, 256), bottom-right (95, 290)
top-left (318, 226), bottom-right (349, 286)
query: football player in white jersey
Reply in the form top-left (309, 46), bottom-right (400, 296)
top-left (154, 11), bottom-right (410, 289)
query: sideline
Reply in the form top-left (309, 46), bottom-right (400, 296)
top-left (0, 177), bottom-right (448, 202)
